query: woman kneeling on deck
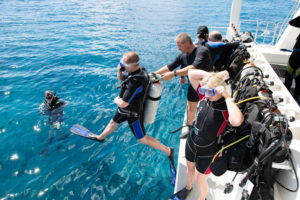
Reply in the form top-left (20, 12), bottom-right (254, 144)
top-left (170, 69), bottom-right (244, 200)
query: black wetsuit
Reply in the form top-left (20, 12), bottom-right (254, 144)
top-left (185, 96), bottom-right (229, 174)
top-left (113, 68), bottom-right (149, 139)
top-left (168, 45), bottom-right (212, 102)
top-left (40, 96), bottom-right (65, 124)
top-left (46, 96), bottom-right (64, 111)
top-left (284, 34), bottom-right (300, 102)
top-left (195, 38), bottom-right (207, 46)
top-left (205, 41), bottom-right (240, 71)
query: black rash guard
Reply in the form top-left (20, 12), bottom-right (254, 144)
top-left (167, 45), bottom-right (212, 72)
top-left (167, 45), bottom-right (212, 102)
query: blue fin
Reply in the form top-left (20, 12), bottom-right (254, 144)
top-left (170, 165), bottom-right (176, 186)
top-left (168, 147), bottom-right (176, 186)
top-left (70, 124), bottom-right (103, 142)
top-left (169, 187), bottom-right (191, 200)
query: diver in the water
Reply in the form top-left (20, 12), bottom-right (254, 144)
top-left (39, 90), bottom-right (68, 155)
top-left (40, 90), bottom-right (67, 125)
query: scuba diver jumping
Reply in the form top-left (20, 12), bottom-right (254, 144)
top-left (71, 52), bottom-right (176, 186)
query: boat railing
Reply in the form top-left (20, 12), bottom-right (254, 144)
top-left (239, 0), bottom-right (299, 46)
top-left (239, 20), bottom-right (283, 46)
top-left (209, 21), bottom-right (283, 46)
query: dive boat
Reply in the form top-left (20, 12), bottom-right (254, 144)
top-left (174, 0), bottom-right (300, 199)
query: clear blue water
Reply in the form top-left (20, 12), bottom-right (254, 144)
top-left (0, 0), bottom-right (293, 199)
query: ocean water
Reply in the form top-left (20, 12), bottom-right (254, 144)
top-left (0, 0), bottom-right (293, 199)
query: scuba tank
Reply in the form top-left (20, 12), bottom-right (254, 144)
top-left (143, 73), bottom-right (163, 124)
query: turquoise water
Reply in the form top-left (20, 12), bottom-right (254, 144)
top-left (0, 0), bottom-right (293, 199)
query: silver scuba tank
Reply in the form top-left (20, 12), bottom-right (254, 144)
top-left (143, 74), bottom-right (163, 124)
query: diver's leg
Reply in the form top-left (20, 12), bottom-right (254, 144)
top-left (128, 118), bottom-right (171, 155)
top-left (294, 69), bottom-right (300, 103)
top-left (186, 160), bottom-right (195, 190)
top-left (96, 119), bottom-right (118, 141)
top-left (187, 84), bottom-right (199, 125)
top-left (179, 100), bottom-right (198, 139)
top-left (284, 59), bottom-right (294, 91)
top-left (187, 100), bottom-right (198, 125)
top-left (139, 135), bottom-right (171, 155)
top-left (195, 171), bottom-right (209, 200)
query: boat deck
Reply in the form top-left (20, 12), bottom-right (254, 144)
top-left (173, 42), bottom-right (300, 200)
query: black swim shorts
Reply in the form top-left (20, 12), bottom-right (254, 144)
top-left (113, 108), bottom-right (146, 140)
top-left (187, 83), bottom-right (200, 102)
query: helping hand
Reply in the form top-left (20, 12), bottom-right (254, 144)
top-left (114, 96), bottom-right (120, 103)
top-left (161, 72), bottom-right (174, 81)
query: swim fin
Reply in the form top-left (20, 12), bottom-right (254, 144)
top-left (169, 187), bottom-right (192, 200)
top-left (168, 147), bottom-right (176, 186)
top-left (70, 124), bottom-right (104, 142)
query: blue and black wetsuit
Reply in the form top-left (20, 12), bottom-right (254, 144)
top-left (113, 68), bottom-right (149, 139)
top-left (185, 97), bottom-right (229, 174)
top-left (285, 34), bottom-right (300, 102)
top-left (205, 41), bottom-right (239, 71)
top-left (168, 45), bottom-right (212, 102)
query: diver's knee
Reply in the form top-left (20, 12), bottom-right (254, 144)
top-left (109, 119), bottom-right (118, 127)
top-left (138, 136), bottom-right (147, 144)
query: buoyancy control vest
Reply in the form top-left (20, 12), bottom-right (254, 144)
top-left (117, 68), bottom-right (163, 124)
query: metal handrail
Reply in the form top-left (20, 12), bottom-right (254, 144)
top-left (276, 0), bottom-right (300, 43)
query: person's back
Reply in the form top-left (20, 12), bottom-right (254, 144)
top-left (284, 33), bottom-right (300, 103)
top-left (195, 25), bottom-right (209, 46)
top-left (119, 67), bottom-right (149, 115)
top-left (205, 31), bottom-right (240, 71)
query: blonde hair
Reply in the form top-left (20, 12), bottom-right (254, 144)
top-left (200, 73), bottom-right (226, 88)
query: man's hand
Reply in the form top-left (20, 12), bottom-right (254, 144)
top-left (114, 96), bottom-right (129, 108)
top-left (161, 72), bottom-right (174, 81)
top-left (180, 76), bottom-right (185, 84)
top-left (114, 96), bottom-right (120, 104)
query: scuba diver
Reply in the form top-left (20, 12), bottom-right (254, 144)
top-left (284, 16), bottom-right (300, 105)
top-left (169, 69), bottom-right (244, 200)
top-left (155, 33), bottom-right (212, 139)
top-left (39, 90), bottom-right (68, 155)
top-left (195, 25), bottom-right (209, 46)
top-left (40, 90), bottom-right (67, 125)
top-left (205, 31), bottom-right (240, 72)
top-left (71, 52), bottom-right (176, 185)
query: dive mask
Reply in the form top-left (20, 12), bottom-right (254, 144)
top-left (198, 85), bottom-right (215, 96)
top-left (119, 58), bottom-right (139, 71)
